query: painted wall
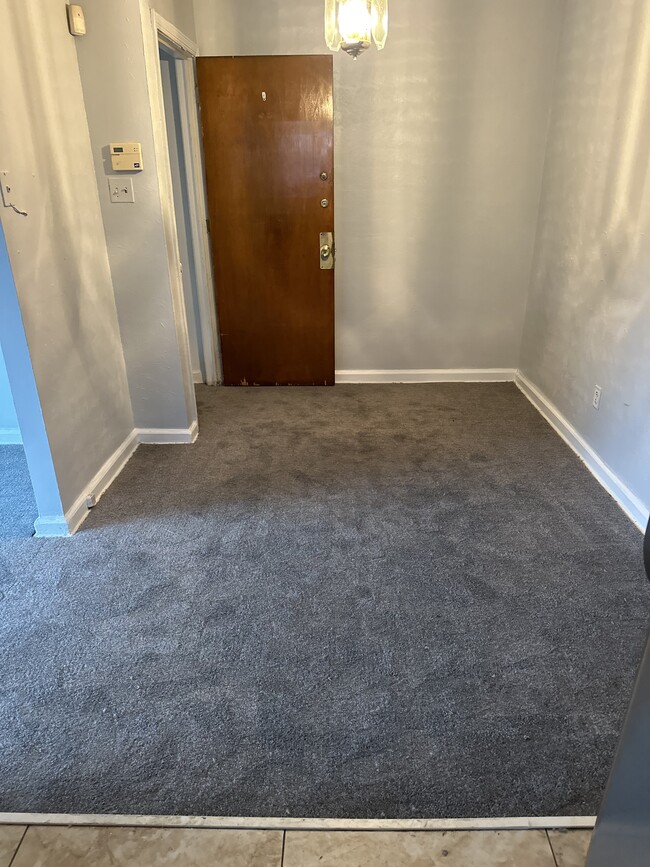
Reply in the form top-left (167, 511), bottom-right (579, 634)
top-left (521, 0), bottom-right (650, 514)
top-left (75, 0), bottom-right (196, 430)
top-left (0, 345), bottom-right (20, 438)
top-left (0, 0), bottom-right (134, 517)
top-left (192, 0), bottom-right (563, 371)
top-left (153, 0), bottom-right (196, 41)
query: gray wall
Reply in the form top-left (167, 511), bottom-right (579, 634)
top-left (521, 0), bottom-right (650, 513)
top-left (193, 0), bottom-right (563, 371)
top-left (153, 0), bottom-right (196, 41)
top-left (75, 0), bottom-right (196, 431)
top-left (0, 345), bottom-right (19, 436)
top-left (0, 0), bottom-right (134, 516)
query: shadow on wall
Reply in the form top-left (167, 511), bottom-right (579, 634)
top-left (521, 0), bottom-right (650, 513)
top-left (336, 5), bottom-right (487, 364)
top-left (9, 3), bottom-right (128, 429)
top-left (600, 0), bottom-right (650, 290)
top-left (529, 0), bottom-right (650, 352)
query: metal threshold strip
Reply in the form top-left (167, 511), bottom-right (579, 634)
top-left (0, 813), bottom-right (596, 832)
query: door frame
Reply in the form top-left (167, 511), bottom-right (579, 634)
top-left (139, 3), bottom-right (221, 386)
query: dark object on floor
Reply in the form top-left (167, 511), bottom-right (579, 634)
top-left (0, 384), bottom-right (648, 819)
top-left (0, 445), bottom-right (36, 539)
top-left (587, 517), bottom-right (650, 867)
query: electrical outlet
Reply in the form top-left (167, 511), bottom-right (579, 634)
top-left (593, 385), bottom-right (602, 410)
top-left (108, 177), bottom-right (135, 203)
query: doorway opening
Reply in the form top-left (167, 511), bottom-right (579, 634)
top-left (0, 344), bottom-right (36, 539)
top-left (0, 222), bottom-right (66, 537)
top-left (159, 45), bottom-right (206, 385)
top-left (143, 8), bottom-right (220, 387)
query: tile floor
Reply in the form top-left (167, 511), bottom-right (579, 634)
top-left (0, 824), bottom-right (592, 866)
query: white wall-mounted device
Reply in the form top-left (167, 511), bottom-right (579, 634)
top-left (110, 143), bottom-right (143, 172)
top-left (67, 4), bottom-right (86, 36)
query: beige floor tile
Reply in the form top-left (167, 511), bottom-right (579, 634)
top-left (284, 829), bottom-right (557, 866)
top-left (11, 826), bottom-right (282, 867)
top-left (547, 830), bottom-right (592, 867)
top-left (0, 825), bottom-right (26, 867)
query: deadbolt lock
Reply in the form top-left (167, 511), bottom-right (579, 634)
top-left (320, 171), bottom-right (329, 181)
top-left (320, 232), bottom-right (334, 270)
top-left (320, 198), bottom-right (329, 208)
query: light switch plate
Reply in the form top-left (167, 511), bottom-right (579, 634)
top-left (0, 171), bottom-right (13, 207)
top-left (108, 177), bottom-right (135, 203)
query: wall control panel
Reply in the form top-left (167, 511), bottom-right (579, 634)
top-left (110, 143), bottom-right (143, 172)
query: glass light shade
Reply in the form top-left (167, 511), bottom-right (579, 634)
top-left (371, 0), bottom-right (388, 50)
top-left (325, 0), bottom-right (388, 59)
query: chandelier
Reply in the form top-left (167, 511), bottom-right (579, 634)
top-left (325, 0), bottom-right (388, 59)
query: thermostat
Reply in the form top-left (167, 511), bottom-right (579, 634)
top-left (110, 143), bottom-right (143, 172)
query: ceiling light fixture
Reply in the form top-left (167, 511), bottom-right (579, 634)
top-left (325, 0), bottom-right (388, 59)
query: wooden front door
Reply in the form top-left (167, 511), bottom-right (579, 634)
top-left (197, 56), bottom-right (335, 386)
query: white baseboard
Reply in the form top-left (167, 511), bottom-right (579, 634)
top-left (335, 369), bottom-right (516, 384)
top-left (516, 372), bottom-right (649, 531)
top-left (193, 369), bottom-right (204, 384)
top-left (136, 420), bottom-right (198, 445)
top-left (36, 422), bottom-right (199, 536)
top-left (0, 811), bottom-right (596, 832)
top-left (33, 516), bottom-right (70, 538)
top-left (64, 429), bottom-right (140, 535)
top-left (0, 427), bottom-right (22, 445)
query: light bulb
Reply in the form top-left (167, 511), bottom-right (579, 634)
top-left (325, 0), bottom-right (388, 58)
top-left (338, 0), bottom-right (372, 44)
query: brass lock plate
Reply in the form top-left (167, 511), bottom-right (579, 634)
top-left (320, 232), bottom-right (334, 270)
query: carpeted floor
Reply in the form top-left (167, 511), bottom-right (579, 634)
top-left (0, 445), bottom-right (37, 540)
top-left (0, 384), bottom-right (648, 819)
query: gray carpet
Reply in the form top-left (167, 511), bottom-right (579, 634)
top-left (1, 384), bottom-right (648, 819)
top-left (0, 445), bottom-right (37, 539)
